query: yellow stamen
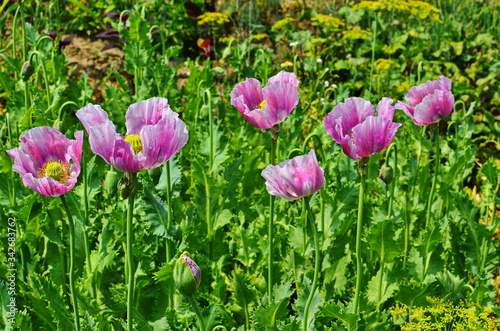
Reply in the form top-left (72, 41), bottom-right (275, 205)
top-left (253, 100), bottom-right (267, 110)
top-left (124, 134), bottom-right (143, 154)
top-left (37, 159), bottom-right (71, 185)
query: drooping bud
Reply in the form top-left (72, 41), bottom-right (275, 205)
top-left (173, 251), bottom-right (201, 296)
top-left (21, 61), bottom-right (35, 81)
top-left (379, 165), bottom-right (394, 185)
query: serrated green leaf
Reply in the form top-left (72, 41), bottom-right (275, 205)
top-left (319, 302), bottom-right (358, 330)
top-left (155, 157), bottom-right (182, 193)
top-left (367, 220), bottom-right (401, 263)
top-left (254, 297), bottom-right (290, 327)
top-left (293, 277), bottom-right (322, 329)
top-left (366, 266), bottom-right (398, 306)
top-left (140, 185), bottom-right (170, 238)
top-left (228, 272), bottom-right (257, 316)
top-left (213, 209), bottom-right (232, 232)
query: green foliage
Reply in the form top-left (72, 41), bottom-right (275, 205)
top-left (0, 0), bottom-right (499, 329)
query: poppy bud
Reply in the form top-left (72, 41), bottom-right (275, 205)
top-left (21, 61), bottom-right (34, 81)
top-left (173, 252), bottom-right (201, 296)
top-left (379, 165), bottom-right (394, 185)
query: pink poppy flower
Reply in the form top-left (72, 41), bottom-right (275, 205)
top-left (395, 76), bottom-right (454, 126)
top-left (230, 71), bottom-right (299, 129)
top-left (7, 127), bottom-right (83, 197)
top-left (76, 97), bottom-right (188, 173)
top-left (323, 97), bottom-right (401, 161)
top-left (261, 150), bottom-right (324, 200)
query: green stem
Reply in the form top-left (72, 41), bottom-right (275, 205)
top-left (29, 51), bottom-right (51, 111)
top-left (303, 197), bottom-right (321, 331)
top-left (353, 160), bottom-right (367, 314)
top-left (59, 195), bottom-right (81, 331)
top-left (164, 161), bottom-right (175, 310)
top-left (126, 181), bottom-right (136, 331)
top-left (268, 128), bottom-right (278, 302)
top-left (165, 161), bottom-right (173, 262)
top-left (369, 13), bottom-right (378, 99)
top-left (81, 144), bottom-right (93, 298)
top-left (403, 190), bottom-right (410, 269)
top-left (378, 145), bottom-right (397, 310)
top-left (206, 90), bottom-right (214, 170)
top-left (425, 126), bottom-right (440, 228)
top-left (12, 6), bottom-right (19, 81)
top-left (187, 294), bottom-right (207, 331)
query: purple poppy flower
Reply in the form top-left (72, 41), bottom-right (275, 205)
top-left (7, 127), bottom-right (83, 197)
top-left (261, 150), bottom-right (324, 200)
top-left (76, 97), bottom-right (188, 173)
top-left (323, 97), bottom-right (402, 161)
top-left (230, 71), bottom-right (299, 129)
top-left (395, 76), bottom-right (454, 126)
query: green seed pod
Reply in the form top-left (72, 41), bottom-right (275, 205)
top-left (173, 251), bottom-right (201, 296)
top-left (21, 61), bottom-right (35, 81)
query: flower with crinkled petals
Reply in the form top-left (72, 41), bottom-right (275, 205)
top-left (7, 127), bottom-right (83, 197)
top-left (261, 150), bottom-right (324, 200)
top-left (323, 97), bottom-right (402, 161)
top-left (230, 71), bottom-right (299, 129)
top-left (395, 76), bottom-right (454, 126)
top-left (76, 97), bottom-right (188, 173)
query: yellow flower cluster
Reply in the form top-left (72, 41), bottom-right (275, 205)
top-left (280, 61), bottom-right (293, 67)
top-left (352, 0), bottom-right (442, 22)
top-left (197, 12), bottom-right (230, 26)
top-left (396, 81), bottom-right (412, 93)
top-left (342, 26), bottom-right (372, 40)
top-left (374, 58), bottom-right (397, 71)
top-left (250, 33), bottom-right (268, 41)
top-left (271, 17), bottom-right (294, 30)
top-left (352, 0), bottom-right (408, 11)
top-left (219, 36), bottom-right (237, 43)
top-left (408, 1), bottom-right (442, 22)
top-left (311, 15), bottom-right (344, 28)
top-left (390, 297), bottom-right (500, 330)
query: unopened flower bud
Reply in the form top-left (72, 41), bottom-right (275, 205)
top-left (379, 165), bottom-right (394, 185)
top-left (173, 252), bottom-right (201, 296)
top-left (104, 169), bottom-right (119, 195)
top-left (21, 61), bottom-right (34, 81)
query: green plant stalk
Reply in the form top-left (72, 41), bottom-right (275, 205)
top-left (207, 90), bottom-right (214, 170)
top-left (425, 126), bottom-right (440, 228)
top-left (368, 13), bottom-right (378, 99)
top-left (378, 145), bottom-right (397, 310)
top-left (303, 197), bottom-right (321, 331)
top-left (126, 185), bottom-right (136, 331)
top-left (353, 161), bottom-right (367, 314)
top-left (187, 294), bottom-right (207, 331)
top-left (20, 5), bottom-right (27, 62)
top-left (6, 114), bottom-right (16, 208)
top-left (29, 51), bottom-right (51, 110)
top-left (12, 6), bottom-right (20, 81)
top-left (60, 195), bottom-right (81, 331)
top-left (80, 146), bottom-right (95, 299)
top-left (165, 161), bottom-right (173, 262)
top-left (164, 161), bottom-right (175, 310)
top-left (403, 190), bottom-right (410, 269)
top-left (268, 129), bottom-right (278, 302)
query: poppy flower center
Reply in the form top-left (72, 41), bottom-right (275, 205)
top-left (253, 100), bottom-right (267, 110)
top-left (38, 159), bottom-right (71, 184)
top-left (124, 134), bottom-right (143, 154)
